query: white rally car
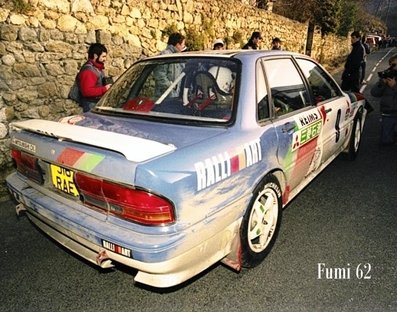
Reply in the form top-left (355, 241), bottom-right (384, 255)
top-left (6, 50), bottom-right (367, 288)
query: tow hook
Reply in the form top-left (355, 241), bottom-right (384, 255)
top-left (16, 203), bottom-right (27, 217)
top-left (96, 249), bottom-right (114, 269)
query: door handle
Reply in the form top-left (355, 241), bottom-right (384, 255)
top-left (325, 108), bottom-right (332, 113)
top-left (282, 122), bottom-right (295, 133)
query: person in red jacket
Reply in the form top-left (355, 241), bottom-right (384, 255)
top-left (78, 43), bottom-right (112, 112)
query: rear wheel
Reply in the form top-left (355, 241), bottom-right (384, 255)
top-left (240, 174), bottom-right (282, 267)
top-left (347, 114), bottom-right (362, 160)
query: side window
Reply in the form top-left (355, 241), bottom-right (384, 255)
top-left (256, 61), bottom-right (269, 120)
top-left (296, 58), bottom-right (341, 104)
top-left (263, 59), bottom-right (310, 116)
top-left (139, 71), bottom-right (156, 98)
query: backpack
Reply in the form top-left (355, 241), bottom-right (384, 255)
top-left (68, 76), bottom-right (81, 103)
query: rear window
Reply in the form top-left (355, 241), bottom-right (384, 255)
top-left (95, 57), bottom-right (240, 124)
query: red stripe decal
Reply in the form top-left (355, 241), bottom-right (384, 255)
top-left (56, 148), bottom-right (85, 166)
top-left (230, 155), bottom-right (240, 173)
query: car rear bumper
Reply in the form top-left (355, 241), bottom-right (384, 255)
top-left (6, 172), bottom-right (242, 288)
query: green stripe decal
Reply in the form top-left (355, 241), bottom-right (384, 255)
top-left (74, 153), bottom-right (105, 172)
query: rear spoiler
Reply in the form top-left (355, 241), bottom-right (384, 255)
top-left (10, 119), bottom-right (176, 162)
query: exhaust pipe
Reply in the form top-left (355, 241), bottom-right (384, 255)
top-left (96, 249), bottom-right (114, 269)
top-left (16, 203), bottom-right (27, 217)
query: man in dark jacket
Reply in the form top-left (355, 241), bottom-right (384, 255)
top-left (242, 31), bottom-right (262, 50)
top-left (370, 56), bottom-right (397, 145)
top-left (341, 31), bottom-right (365, 92)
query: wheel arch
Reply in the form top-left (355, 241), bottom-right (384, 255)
top-left (269, 169), bottom-right (286, 196)
top-left (342, 105), bottom-right (364, 154)
top-left (251, 168), bottom-right (286, 196)
top-left (256, 169), bottom-right (287, 205)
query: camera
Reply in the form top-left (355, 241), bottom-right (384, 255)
top-left (378, 68), bottom-right (396, 79)
top-left (102, 76), bottom-right (114, 85)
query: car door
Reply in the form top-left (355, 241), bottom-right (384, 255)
top-left (295, 58), bottom-right (350, 163)
top-left (259, 57), bottom-right (323, 194)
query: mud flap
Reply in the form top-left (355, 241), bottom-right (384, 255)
top-left (220, 228), bottom-right (242, 271)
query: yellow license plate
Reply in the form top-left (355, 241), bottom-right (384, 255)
top-left (50, 164), bottom-right (79, 197)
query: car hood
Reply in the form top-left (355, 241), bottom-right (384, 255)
top-left (10, 114), bottom-right (226, 163)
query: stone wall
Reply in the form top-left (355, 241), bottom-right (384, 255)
top-left (311, 27), bottom-right (351, 71)
top-left (0, 0), bottom-right (351, 200)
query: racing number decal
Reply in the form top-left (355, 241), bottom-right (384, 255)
top-left (335, 109), bottom-right (341, 143)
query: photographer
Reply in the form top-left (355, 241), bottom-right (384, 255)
top-left (370, 54), bottom-right (397, 145)
top-left (75, 43), bottom-right (112, 112)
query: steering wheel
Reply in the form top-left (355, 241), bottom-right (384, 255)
top-left (274, 98), bottom-right (290, 115)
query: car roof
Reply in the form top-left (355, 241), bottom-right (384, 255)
top-left (144, 49), bottom-right (305, 61)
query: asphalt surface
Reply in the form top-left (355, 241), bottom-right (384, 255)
top-left (0, 48), bottom-right (396, 312)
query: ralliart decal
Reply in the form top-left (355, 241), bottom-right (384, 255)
top-left (102, 239), bottom-right (132, 258)
top-left (195, 139), bottom-right (262, 191)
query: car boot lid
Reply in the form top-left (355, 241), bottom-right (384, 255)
top-left (10, 119), bottom-right (176, 162)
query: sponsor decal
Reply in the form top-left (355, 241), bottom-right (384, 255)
top-left (195, 139), bottom-right (262, 191)
top-left (292, 112), bottom-right (322, 151)
top-left (266, 182), bottom-right (282, 198)
top-left (12, 138), bottom-right (36, 153)
top-left (102, 239), bottom-right (132, 258)
top-left (297, 111), bottom-right (321, 127)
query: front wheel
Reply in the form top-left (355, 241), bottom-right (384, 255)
top-left (347, 114), bottom-right (362, 160)
top-left (240, 174), bottom-right (282, 268)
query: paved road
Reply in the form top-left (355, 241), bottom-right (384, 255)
top-left (1, 49), bottom-right (396, 312)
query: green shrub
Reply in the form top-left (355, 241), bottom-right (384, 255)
top-left (11, 0), bottom-right (33, 14)
top-left (185, 26), bottom-right (205, 51)
top-left (162, 24), bottom-right (179, 38)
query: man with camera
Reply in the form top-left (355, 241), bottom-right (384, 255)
top-left (75, 43), bottom-right (113, 112)
top-left (370, 54), bottom-right (397, 145)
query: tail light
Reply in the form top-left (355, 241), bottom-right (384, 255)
top-left (74, 172), bottom-right (175, 226)
top-left (11, 149), bottom-right (43, 184)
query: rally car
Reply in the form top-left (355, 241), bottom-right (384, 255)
top-left (6, 50), bottom-right (367, 288)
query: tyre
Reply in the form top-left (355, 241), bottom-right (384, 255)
top-left (240, 174), bottom-right (282, 268)
top-left (347, 114), bottom-right (362, 160)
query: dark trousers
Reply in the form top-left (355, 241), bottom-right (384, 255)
top-left (360, 62), bottom-right (366, 83)
top-left (341, 70), bottom-right (361, 93)
top-left (381, 115), bottom-right (397, 144)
